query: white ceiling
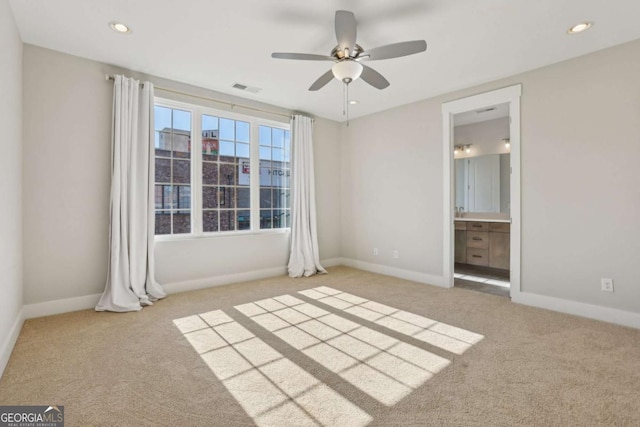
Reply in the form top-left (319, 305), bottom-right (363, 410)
top-left (9, 0), bottom-right (640, 122)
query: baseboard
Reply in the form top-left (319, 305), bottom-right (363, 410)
top-left (512, 291), bottom-right (640, 330)
top-left (339, 257), bottom-right (446, 287)
top-left (320, 258), bottom-right (342, 268)
top-left (1, 308), bottom-right (25, 379)
top-left (162, 266), bottom-right (288, 295)
top-left (24, 293), bottom-right (102, 319)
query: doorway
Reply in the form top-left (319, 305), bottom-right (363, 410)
top-left (442, 85), bottom-right (521, 298)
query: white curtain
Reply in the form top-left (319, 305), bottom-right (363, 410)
top-left (288, 115), bottom-right (326, 277)
top-left (96, 75), bottom-right (166, 312)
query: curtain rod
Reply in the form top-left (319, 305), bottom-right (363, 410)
top-left (105, 74), bottom-right (292, 120)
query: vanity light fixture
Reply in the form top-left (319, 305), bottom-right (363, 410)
top-left (454, 144), bottom-right (472, 154)
top-left (503, 138), bottom-right (511, 148)
top-left (109, 21), bottom-right (132, 34)
top-left (349, 100), bottom-right (359, 105)
top-left (567, 21), bottom-right (592, 35)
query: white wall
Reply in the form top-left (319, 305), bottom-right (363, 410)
top-left (0, 0), bottom-right (23, 375)
top-left (22, 45), bottom-right (341, 305)
top-left (342, 38), bottom-right (640, 314)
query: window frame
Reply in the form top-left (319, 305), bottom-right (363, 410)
top-left (154, 97), bottom-right (291, 240)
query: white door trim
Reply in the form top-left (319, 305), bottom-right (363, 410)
top-left (442, 84), bottom-right (522, 297)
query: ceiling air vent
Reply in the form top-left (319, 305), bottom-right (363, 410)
top-left (476, 107), bottom-right (497, 114)
top-left (232, 83), bottom-right (262, 94)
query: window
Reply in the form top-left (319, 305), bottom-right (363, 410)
top-left (153, 99), bottom-right (291, 237)
top-left (154, 106), bottom-right (192, 235)
top-left (259, 125), bottom-right (291, 229)
top-left (201, 114), bottom-right (251, 232)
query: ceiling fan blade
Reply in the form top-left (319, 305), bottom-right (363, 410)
top-left (272, 53), bottom-right (335, 61)
top-left (335, 10), bottom-right (357, 54)
top-left (360, 65), bottom-right (390, 89)
top-left (361, 40), bottom-right (427, 61)
top-left (309, 69), bottom-right (335, 91)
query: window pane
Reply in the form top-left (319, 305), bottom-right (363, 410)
top-left (173, 159), bottom-right (190, 184)
top-left (271, 168), bottom-right (284, 187)
top-left (272, 148), bottom-right (284, 162)
top-left (237, 188), bottom-right (250, 209)
top-left (273, 189), bottom-right (288, 209)
top-left (236, 121), bottom-right (250, 143)
top-left (155, 212), bottom-right (171, 234)
top-left (155, 185), bottom-right (171, 209)
top-left (272, 128), bottom-right (285, 148)
top-left (284, 209), bottom-right (291, 228)
top-left (284, 130), bottom-right (290, 150)
top-left (202, 162), bottom-right (218, 185)
top-left (202, 186), bottom-right (218, 209)
top-left (260, 146), bottom-right (271, 160)
top-left (203, 210), bottom-right (218, 232)
top-left (155, 106), bottom-right (172, 131)
top-left (155, 158), bottom-right (171, 183)
top-left (202, 115), bottom-right (218, 131)
top-left (260, 210), bottom-right (273, 229)
top-left (173, 211), bottom-right (191, 234)
top-left (284, 149), bottom-right (290, 162)
top-left (173, 109), bottom-right (191, 131)
top-left (259, 161), bottom-right (271, 187)
top-left (238, 159), bottom-right (250, 186)
top-left (260, 188), bottom-right (272, 208)
top-left (220, 210), bottom-right (236, 231)
top-left (237, 210), bottom-right (250, 230)
top-left (220, 118), bottom-right (234, 140)
top-left (259, 125), bottom-right (271, 146)
top-left (273, 210), bottom-right (285, 228)
top-left (236, 143), bottom-right (250, 160)
top-left (219, 187), bottom-right (236, 208)
top-left (202, 138), bottom-right (218, 162)
top-left (220, 140), bottom-right (234, 157)
top-left (174, 185), bottom-right (191, 210)
top-left (171, 130), bottom-right (191, 159)
top-left (219, 163), bottom-right (237, 186)
top-left (156, 130), bottom-right (171, 157)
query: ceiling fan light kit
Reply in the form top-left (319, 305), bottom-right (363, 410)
top-left (272, 10), bottom-right (427, 120)
top-left (332, 60), bottom-right (363, 83)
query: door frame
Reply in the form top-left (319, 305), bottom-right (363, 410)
top-left (441, 85), bottom-right (522, 297)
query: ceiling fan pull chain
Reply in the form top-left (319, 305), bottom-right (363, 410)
top-left (346, 83), bottom-right (350, 126)
top-left (342, 82), bottom-right (346, 116)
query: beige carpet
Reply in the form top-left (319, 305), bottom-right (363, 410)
top-left (1, 266), bottom-right (639, 426)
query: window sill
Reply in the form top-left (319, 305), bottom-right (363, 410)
top-left (154, 228), bottom-right (290, 242)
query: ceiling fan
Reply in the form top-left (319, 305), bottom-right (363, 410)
top-left (272, 10), bottom-right (427, 91)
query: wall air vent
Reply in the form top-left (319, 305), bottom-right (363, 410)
top-left (232, 83), bottom-right (262, 94)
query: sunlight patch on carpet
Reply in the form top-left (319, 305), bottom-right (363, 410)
top-left (298, 287), bottom-right (484, 354)
top-left (236, 296), bottom-right (450, 406)
top-left (174, 311), bottom-right (372, 427)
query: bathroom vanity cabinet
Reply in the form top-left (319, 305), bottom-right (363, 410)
top-left (454, 220), bottom-right (510, 270)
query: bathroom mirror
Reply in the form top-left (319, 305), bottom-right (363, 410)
top-left (455, 153), bottom-right (510, 214)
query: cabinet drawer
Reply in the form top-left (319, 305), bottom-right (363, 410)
top-left (467, 248), bottom-right (489, 266)
top-left (467, 221), bottom-right (489, 232)
top-left (467, 231), bottom-right (489, 249)
top-left (489, 222), bottom-right (510, 233)
top-left (454, 221), bottom-right (467, 230)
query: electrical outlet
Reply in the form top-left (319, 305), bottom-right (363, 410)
top-left (393, 250), bottom-right (399, 259)
top-left (601, 278), bottom-right (614, 292)
top-left (373, 248), bottom-right (379, 256)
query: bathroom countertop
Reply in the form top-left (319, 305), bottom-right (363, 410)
top-left (454, 218), bottom-right (511, 223)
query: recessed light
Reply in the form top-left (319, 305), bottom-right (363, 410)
top-left (349, 100), bottom-right (359, 105)
top-left (567, 21), bottom-right (592, 35)
top-left (109, 22), bottom-right (131, 34)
